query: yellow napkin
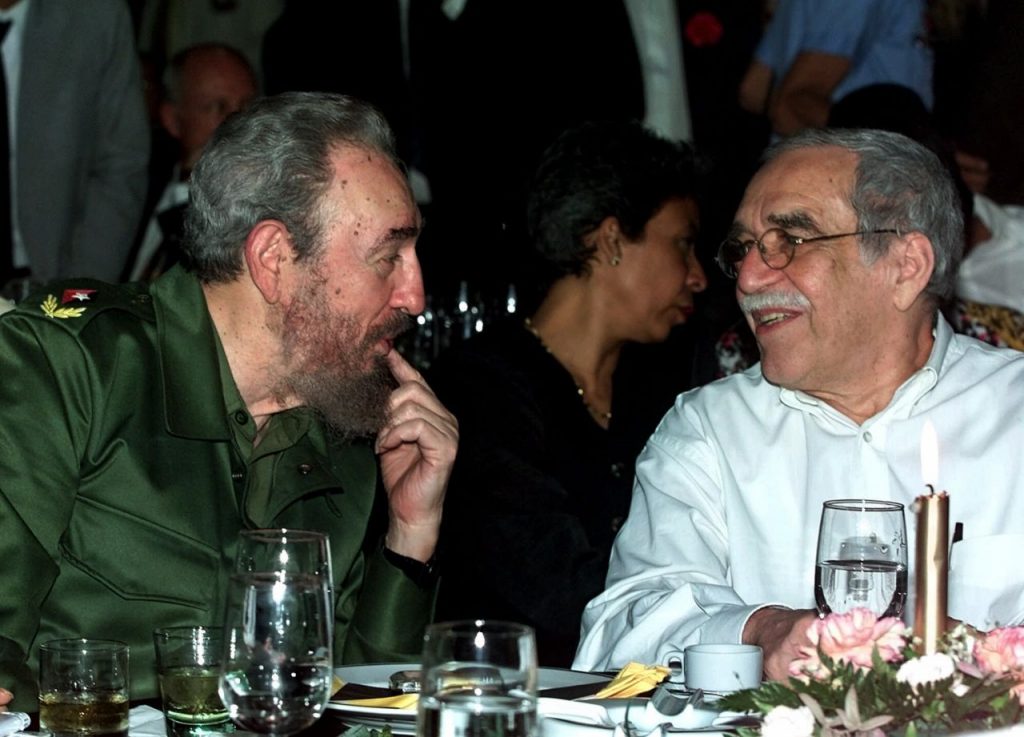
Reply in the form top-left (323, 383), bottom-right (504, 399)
top-left (336, 693), bottom-right (419, 709)
top-left (590, 662), bottom-right (670, 699)
top-left (330, 676), bottom-right (419, 709)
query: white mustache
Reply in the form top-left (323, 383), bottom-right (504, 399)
top-left (739, 292), bottom-right (811, 314)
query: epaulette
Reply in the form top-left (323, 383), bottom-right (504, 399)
top-left (9, 279), bottom-right (157, 330)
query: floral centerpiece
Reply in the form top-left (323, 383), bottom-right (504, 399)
top-left (718, 608), bottom-right (1024, 736)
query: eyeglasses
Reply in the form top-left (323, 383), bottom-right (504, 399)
top-left (715, 227), bottom-right (899, 278)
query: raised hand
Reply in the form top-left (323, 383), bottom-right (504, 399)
top-left (376, 350), bottom-right (458, 562)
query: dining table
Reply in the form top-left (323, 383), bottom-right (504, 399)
top-left (20, 673), bottom-right (618, 737)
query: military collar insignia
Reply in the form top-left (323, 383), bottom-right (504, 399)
top-left (41, 293), bottom-right (87, 319)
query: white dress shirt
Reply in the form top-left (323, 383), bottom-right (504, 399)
top-left (127, 172), bottom-right (189, 282)
top-left (574, 316), bottom-right (1024, 671)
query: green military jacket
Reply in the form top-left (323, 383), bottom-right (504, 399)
top-left (0, 267), bottom-right (434, 711)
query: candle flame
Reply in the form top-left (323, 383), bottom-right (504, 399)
top-left (921, 420), bottom-right (939, 488)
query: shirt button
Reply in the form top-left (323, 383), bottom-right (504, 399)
top-left (233, 411), bottom-right (248, 425)
top-left (297, 463), bottom-right (313, 476)
top-left (611, 516), bottom-right (625, 533)
top-left (231, 470), bottom-right (243, 482)
top-left (863, 431), bottom-right (873, 443)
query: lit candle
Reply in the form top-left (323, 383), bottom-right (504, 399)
top-left (914, 420), bottom-right (949, 654)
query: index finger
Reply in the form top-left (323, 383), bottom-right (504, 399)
top-left (387, 348), bottom-right (423, 383)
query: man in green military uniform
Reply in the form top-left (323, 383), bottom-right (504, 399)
top-left (0, 93), bottom-right (458, 711)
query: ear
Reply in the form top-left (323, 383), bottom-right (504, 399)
top-left (591, 216), bottom-right (624, 266)
top-left (159, 101), bottom-right (181, 139)
top-left (244, 220), bottom-right (294, 305)
top-left (889, 231), bottom-right (935, 311)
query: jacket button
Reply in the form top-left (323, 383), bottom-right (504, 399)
top-left (297, 464), bottom-right (313, 476)
top-left (610, 462), bottom-right (625, 478)
top-left (233, 411), bottom-right (248, 425)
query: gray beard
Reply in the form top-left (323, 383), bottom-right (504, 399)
top-left (275, 279), bottom-right (411, 441)
top-left (286, 351), bottom-right (397, 441)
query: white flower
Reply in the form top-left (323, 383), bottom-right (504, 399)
top-left (761, 705), bottom-right (816, 737)
top-left (896, 653), bottom-right (956, 691)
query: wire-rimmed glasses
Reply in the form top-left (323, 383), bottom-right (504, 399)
top-left (715, 227), bottom-right (899, 278)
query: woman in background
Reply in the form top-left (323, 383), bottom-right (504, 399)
top-left (429, 120), bottom-right (708, 665)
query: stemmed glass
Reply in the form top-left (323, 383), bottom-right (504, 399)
top-left (814, 499), bottom-right (908, 618)
top-left (417, 620), bottom-right (538, 737)
top-left (219, 529), bottom-right (334, 737)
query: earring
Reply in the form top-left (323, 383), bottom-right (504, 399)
top-left (610, 255), bottom-right (621, 267)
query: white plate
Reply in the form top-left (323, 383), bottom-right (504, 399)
top-left (328, 663), bottom-right (610, 734)
top-left (541, 698), bottom-right (745, 737)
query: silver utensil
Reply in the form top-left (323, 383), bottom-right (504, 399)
top-left (650, 683), bottom-right (704, 716)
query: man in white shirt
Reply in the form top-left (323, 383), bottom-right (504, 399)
top-left (574, 128), bottom-right (1024, 680)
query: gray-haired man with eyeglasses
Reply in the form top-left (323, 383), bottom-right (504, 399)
top-left (574, 128), bottom-right (1024, 680)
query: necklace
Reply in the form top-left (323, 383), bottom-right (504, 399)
top-left (524, 317), bottom-right (612, 423)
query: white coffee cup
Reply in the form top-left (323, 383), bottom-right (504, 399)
top-left (682, 644), bottom-right (763, 693)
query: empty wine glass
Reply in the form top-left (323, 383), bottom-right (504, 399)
top-left (814, 499), bottom-right (908, 618)
top-left (219, 529), bottom-right (334, 736)
top-left (417, 620), bottom-right (538, 737)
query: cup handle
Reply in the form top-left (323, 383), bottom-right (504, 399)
top-left (664, 650), bottom-right (685, 684)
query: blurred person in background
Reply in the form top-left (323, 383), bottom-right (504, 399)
top-left (737, 0), bottom-right (932, 137)
top-left (429, 120), bottom-right (708, 665)
top-left (0, 0), bottom-right (148, 296)
top-left (124, 43), bottom-right (257, 281)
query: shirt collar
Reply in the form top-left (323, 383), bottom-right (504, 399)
top-left (150, 265), bottom-right (234, 440)
top-left (150, 265), bottom-right (328, 454)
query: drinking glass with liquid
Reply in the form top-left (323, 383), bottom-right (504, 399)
top-left (153, 626), bottom-right (233, 737)
top-left (218, 529), bottom-right (334, 737)
top-left (417, 620), bottom-right (538, 737)
top-left (815, 499), bottom-right (908, 618)
top-left (38, 639), bottom-right (130, 737)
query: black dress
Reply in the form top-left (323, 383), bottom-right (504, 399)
top-left (429, 318), bottom-right (697, 666)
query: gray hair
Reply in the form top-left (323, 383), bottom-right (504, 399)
top-left (183, 92), bottom-right (400, 283)
top-left (765, 128), bottom-right (964, 302)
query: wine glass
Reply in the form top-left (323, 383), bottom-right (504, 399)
top-left (417, 620), bottom-right (538, 737)
top-left (233, 528), bottom-right (333, 582)
top-left (219, 529), bottom-right (334, 737)
top-left (814, 499), bottom-right (908, 618)
top-left (234, 528), bottom-right (334, 642)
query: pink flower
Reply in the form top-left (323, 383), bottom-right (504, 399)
top-left (974, 627), bottom-right (1024, 675)
top-left (973, 627), bottom-right (1024, 704)
top-left (790, 609), bottom-right (908, 679)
